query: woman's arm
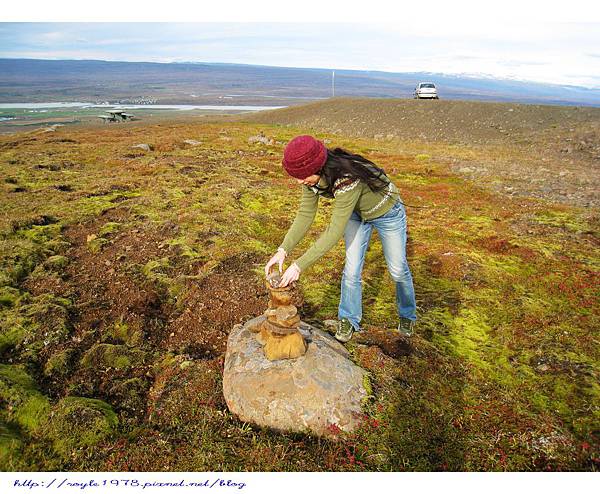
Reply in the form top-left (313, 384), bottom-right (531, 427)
top-left (279, 185), bottom-right (319, 254)
top-left (293, 179), bottom-right (362, 272)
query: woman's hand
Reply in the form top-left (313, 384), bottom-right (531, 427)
top-left (265, 247), bottom-right (287, 276)
top-left (279, 262), bottom-right (301, 287)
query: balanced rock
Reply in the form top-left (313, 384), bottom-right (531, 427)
top-left (223, 316), bottom-right (369, 437)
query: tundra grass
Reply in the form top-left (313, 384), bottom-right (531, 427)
top-left (0, 120), bottom-right (597, 471)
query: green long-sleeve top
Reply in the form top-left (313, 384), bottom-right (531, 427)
top-left (279, 174), bottom-right (401, 272)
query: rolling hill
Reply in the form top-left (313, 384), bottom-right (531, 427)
top-left (1, 58), bottom-right (599, 107)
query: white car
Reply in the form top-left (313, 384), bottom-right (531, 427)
top-left (414, 82), bottom-right (439, 99)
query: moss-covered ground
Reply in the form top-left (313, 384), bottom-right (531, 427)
top-left (0, 120), bottom-right (598, 471)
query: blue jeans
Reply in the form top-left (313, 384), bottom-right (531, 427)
top-left (338, 200), bottom-right (417, 330)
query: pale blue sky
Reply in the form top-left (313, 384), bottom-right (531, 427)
top-left (1, 22), bottom-right (599, 88)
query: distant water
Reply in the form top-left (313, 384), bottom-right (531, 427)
top-left (0, 102), bottom-right (286, 111)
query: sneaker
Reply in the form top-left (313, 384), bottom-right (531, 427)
top-left (396, 318), bottom-right (416, 337)
top-left (335, 318), bottom-right (355, 343)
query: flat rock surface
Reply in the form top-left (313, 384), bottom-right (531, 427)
top-left (223, 315), bottom-right (368, 437)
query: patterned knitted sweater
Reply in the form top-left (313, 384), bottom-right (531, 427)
top-left (279, 173), bottom-right (401, 272)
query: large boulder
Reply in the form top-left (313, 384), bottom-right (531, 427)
top-left (223, 316), bottom-right (369, 437)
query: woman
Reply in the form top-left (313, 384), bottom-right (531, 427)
top-left (264, 135), bottom-right (417, 343)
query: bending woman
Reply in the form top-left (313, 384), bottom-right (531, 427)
top-left (264, 135), bottom-right (417, 342)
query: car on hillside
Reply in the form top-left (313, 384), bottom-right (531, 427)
top-left (414, 82), bottom-right (439, 99)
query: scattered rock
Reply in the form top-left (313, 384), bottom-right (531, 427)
top-left (40, 124), bottom-right (63, 133)
top-left (248, 132), bottom-right (274, 145)
top-left (322, 319), bottom-right (338, 332)
top-left (131, 143), bottom-right (153, 152)
top-left (183, 139), bottom-right (202, 146)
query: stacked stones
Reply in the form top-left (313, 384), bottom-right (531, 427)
top-left (222, 271), bottom-right (370, 436)
top-left (251, 272), bottom-right (307, 361)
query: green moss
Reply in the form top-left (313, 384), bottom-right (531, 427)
top-left (533, 210), bottom-right (590, 234)
top-left (47, 396), bottom-right (118, 458)
top-left (162, 236), bottom-right (204, 259)
top-left (142, 257), bottom-right (171, 279)
top-left (147, 359), bottom-right (221, 427)
top-left (43, 348), bottom-right (75, 378)
top-left (241, 238), bottom-right (271, 254)
top-left (468, 251), bottom-right (535, 278)
top-left (109, 318), bottom-right (143, 347)
top-left (449, 308), bottom-right (492, 370)
top-left (140, 257), bottom-right (178, 299)
top-left (80, 343), bottom-right (146, 370)
top-left (396, 173), bottom-right (431, 186)
top-left (239, 194), bottom-right (265, 212)
top-left (0, 422), bottom-right (27, 471)
top-left (418, 307), bottom-right (455, 339)
top-left (0, 364), bottom-right (51, 434)
top-left (76, 191), bottom-right (141, 219)
top-left (14, 223), bottom-right (62, 244)
top-left (86, 235), bottom-right (109, 254)
top-left (1, 293), bottom-right (72, 361)
top-left (106, 377), bottom-right (149, 415)
top-left (460, 214), bottom-right (495, 233)
top-left (0, 237), bottom-right (53, 286)
top-left (98, 221), bottom-right (122, 237)
top-left (0, 322), bottom-right (27, 356)
top-left (151, 352), bottom-right (179, 376)
top-left (43, 255), bottom-right (69, 271)
top-left (0, 286), bottom-right (22, 308)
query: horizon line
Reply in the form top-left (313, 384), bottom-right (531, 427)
top-left (2, 56), bottom-right (598, 91)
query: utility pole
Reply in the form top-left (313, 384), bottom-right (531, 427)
top-left (332, 70), bottom-right (335, 98)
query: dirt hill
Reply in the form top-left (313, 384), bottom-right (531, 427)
top-left (236, 97), bottom-right (600, 146)
top-left (232, 97), bottom-right (600, 208)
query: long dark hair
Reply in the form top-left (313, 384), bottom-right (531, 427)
top-left (313, 147), bottom-right (390, 196)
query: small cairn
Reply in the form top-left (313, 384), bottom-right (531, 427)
top-left (250, 271), bottom-right (307, 361)
top-left (222, 270), bottom-right (369, 435)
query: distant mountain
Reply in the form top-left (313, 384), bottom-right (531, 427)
top-left (0, 58), bottom-right (598, 107)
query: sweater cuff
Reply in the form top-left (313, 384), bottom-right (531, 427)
top-left (294, 257), bottom-right (310, 273)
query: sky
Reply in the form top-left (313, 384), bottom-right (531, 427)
top-left (1, 3), bottom-right (600, 89)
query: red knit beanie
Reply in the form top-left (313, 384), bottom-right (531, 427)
top-left (282, 135), bottom-right (328, 179)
